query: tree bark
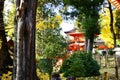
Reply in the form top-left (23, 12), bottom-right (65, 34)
top-left (108, 0), bottom-right (117, 47)
top-left (86, 37), bottom-right (94, 53)
top-left (13, 0), bottom-right (37, 80)
top-left (108, 1), bottom-right (118, 79)
top-left (0, 0), bottom-right (13, 75)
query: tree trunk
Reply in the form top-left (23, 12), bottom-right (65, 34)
top-left (13, 0), bottom-right (37, 80)
top-left (108, 0), bottom-right (117, 47)
top-left (108, 1), bottom-right (118, 79)
top-left (84, 37), bottom-right (88, 52)
top-left (0, 0), bottom-right (13, 75)
top-left (86, 37), bottom-right (94, 53)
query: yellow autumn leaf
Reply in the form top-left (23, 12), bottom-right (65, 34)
top-left (100, 26), bottom-right (114, 45)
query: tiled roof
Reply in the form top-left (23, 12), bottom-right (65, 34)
top-left (109, 0), bottom-right (120, 10)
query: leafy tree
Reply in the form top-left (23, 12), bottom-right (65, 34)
top-left (63, 0), bottom-right (104, 52)
top-left (36, 1), bottom-right (66, 79)
top-left (36, 28), bottom-right (67, 59)
top-left (36, 28), bottom-right (68, 79)
top-left (13, 0), bottom-right (37, 79)
top-left (100, 0), bottom-right (120, 47)
top-left (36, 2), bottom-right (66, 74)
top-left (36, 14), bottom-right (62, 30)
top-left (99, 7), bottom-right (115, 47)
top-left (99, 6), bottom-right (120, 47)
top-left (36, 0), bottom-right (63, 23)
top-left (60, 51), bottom-right (100, 77)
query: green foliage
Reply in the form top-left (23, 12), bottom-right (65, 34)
top-left (60, 51), bottom-right (100, 77)
top-left (115, 10), bottom-right (120, 28)
top-left (82, 16), bottom-right (100, 39)
top-left (115, 10), bottom-right (120, 42)
top-left (36, 28), bottom-right (68, 76)
top-left (37, 58), bottom-right (53, 75)
top-left (63, 0), bottom-right (104, 39)
top-left (63, 0), bottom-right (104, 14)
top-left (37, 0), bottom-right (62, 22)
top-left (36, 28), bottom-right (67, 59)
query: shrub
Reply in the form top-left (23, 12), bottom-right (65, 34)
top-left (60, 51), bottom-right (100, 77)
top-left (37, 58), bottom-right (53, 75)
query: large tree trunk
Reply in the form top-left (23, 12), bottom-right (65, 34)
top-left (0, 0), bottom-right (13, 75)
top-left (13, 0), bottom-right (37, 80)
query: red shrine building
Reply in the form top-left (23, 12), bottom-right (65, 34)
top-left (67, 32), bottom-right (85, 53)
